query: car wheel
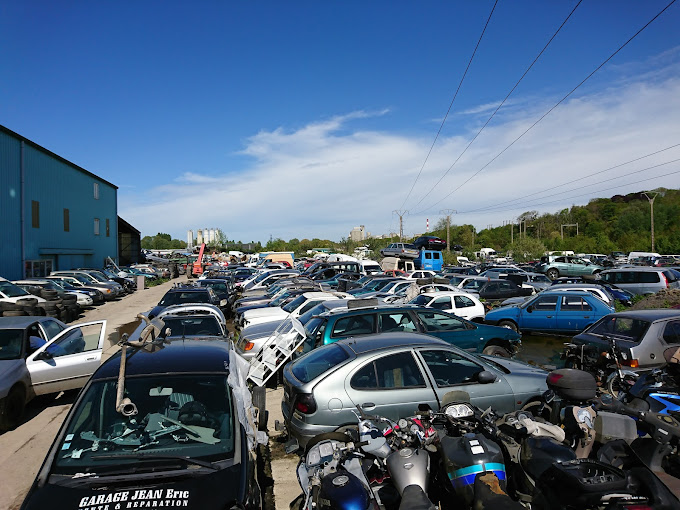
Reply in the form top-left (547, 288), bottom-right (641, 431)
top-left (546, 268), bottom-right (559, 280)
top-left (497, 320), bottom-right (518, 333)
top-left (0, 385), bottom-right (26, 431)
top-left (482, 345), bottom-right (511, 358)
top-left (252, 385), bottom-right (267, 431)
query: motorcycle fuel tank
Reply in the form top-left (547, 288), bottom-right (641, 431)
top-left (319, 471), bottom-right (371, 510)
top-left (385, 447), bottom-right (430, 495)
top-left (440, 433), bottom-right (506, 505)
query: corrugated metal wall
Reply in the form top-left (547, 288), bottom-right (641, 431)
top-left (0, 132), bottom-right (23, 279)
top-left (0, 127), bottom-right (118, 279)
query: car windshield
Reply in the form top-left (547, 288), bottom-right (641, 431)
top-left (252, 272), bottom-right (271, 284)
top-left (0, 281), bottom-right (29, 298)
top-left (0, 330), bottom-right (24, 360)
top-left (271, 290), bottom-right (292, 307)
top-left (463, 279), bottom-right (485, 291)
top-left (159, 291), bottom-right (210, 306)
top-left (52, 374), bottom-right (234, 475)
top-left (299, 304), bottom-right (326, 326)
top-left (73, 274), bottom-right (94, 284)
top-left (88, 272), bottom-right (110, 282)
top-left (160, 317), bottom-right (223, 337)
top-left (292, 344), bottom-right (349, 383)
top-left (303, 317), bottom-right (325, 338)
top-left (409, 295), bottom-right (432, 306)
top-left (587, 316), bottom-right (651, 343)
top-left (282, 295), bottom-right (307, 313)
top-left (531, 275), bottom-right (551, 283)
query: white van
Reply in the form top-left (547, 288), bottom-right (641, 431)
top-left (360, 259), bottom-right (382, 274)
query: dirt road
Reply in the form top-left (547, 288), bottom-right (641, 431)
top-left (0, 277), bottom-right (182, 510)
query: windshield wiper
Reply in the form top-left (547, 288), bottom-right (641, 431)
top-left (91, 453), bottom-right (219, 470)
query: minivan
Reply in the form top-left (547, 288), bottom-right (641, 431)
top-left (599, 267), bottom-right (680, 296)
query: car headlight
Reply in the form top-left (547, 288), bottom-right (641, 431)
top-left (444, 403), bottom-right (474, 419)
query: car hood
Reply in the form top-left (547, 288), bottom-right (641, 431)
top-left (242, 307), bottom-right (288, 321)
top-left (21, 462), bottom-right (247, 510)
top-left (240, 320), bottom-right (284, 340)
top-left (486, 305), bottom-right (521, 317)
top-left (0, 359), bottom-right (28, 395)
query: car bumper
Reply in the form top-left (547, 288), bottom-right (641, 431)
top-left (281, 401), bottom-right (338, 448)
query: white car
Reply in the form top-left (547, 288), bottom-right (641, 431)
top-left (0, 278), bottom-right (46, 304)
top-left (240, 291), bottom-right (351, 329)
top-left (408, 291), bottom-right (486, 322)
top-left (406, 270), bottom-right (438, 279)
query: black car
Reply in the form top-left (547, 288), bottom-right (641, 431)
top-left (413, 235), bottom-right (447, 251)
top-left (148, 286), bottom-right (224, 319)
top-left (19, 340), bottom-right (261, 510)
top-left (463, 278), bottom-right (533, 302)
top-left (195, 278), bottom-right (237, 315)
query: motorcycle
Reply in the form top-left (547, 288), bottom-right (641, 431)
top-left (562, 335), bottom-right (639, 397)
top-left (622, 346), bottom-right (680, 415)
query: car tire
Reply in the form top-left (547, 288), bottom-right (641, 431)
top-left (546, 268), bottom-right (559, 280)
top-left (2, 310), bottom-right (28, 317)
top-left (497, 320), bottom-right (518, 333)
top-left (0, 385), bottom-right (26, 431)
top-left (252, 385), bottom-right (267, 432)
top-left (482, 345), bottom-right (511, 358)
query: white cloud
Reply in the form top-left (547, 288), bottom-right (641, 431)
top-left (119, 59), bottom-right (680, 242)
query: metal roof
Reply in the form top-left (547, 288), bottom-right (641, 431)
top-left (0, 124), bottom-right (118, 189)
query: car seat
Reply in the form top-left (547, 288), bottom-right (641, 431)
top-left (165, 392), bottom-right (195, 420)
top-left (381, 316), bottom-right (400, 332)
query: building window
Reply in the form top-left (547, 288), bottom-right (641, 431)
top-left (31, 200), bottom-right (40, 228)
top-left (93, 182), bottom-right (99, 199)
top-left (106, 218), bottom-right (110, 237)
top-left (25, 260), bottom-right (53, 278)
top-left (94, 218), bottom-right (100, 235)
top-left (64, 208), bottom-right (70, 232)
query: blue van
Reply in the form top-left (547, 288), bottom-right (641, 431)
top-left (414, 249), bottom-right (443, 271)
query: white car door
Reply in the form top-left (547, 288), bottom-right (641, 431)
top-left (26, 320), bottom-right (107, 396)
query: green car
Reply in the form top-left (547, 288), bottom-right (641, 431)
top-left (302, 303), bottom-right (521, 357)
top-left (535, 255), bottom-right (604, 280)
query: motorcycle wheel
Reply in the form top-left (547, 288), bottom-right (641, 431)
top-left (607, 373), bottom-right (636, 399)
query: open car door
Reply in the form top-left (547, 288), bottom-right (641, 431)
top-left (26, 320), bottom-right (107, 396)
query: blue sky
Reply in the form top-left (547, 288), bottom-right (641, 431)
top-left (2, 1), bottom-right (680, 243)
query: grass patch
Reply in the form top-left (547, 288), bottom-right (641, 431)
top-left (145, 277), bottom-right (170, 288)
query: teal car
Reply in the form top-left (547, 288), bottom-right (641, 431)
top-left (484, 290), bottom-right (614, 334)
top-left (535, 255), bottom-right (604, 280)
top-left (302, 303), bottom-right (521, 357)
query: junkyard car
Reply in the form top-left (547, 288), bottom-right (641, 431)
top-left (19, 340), bottom-right (262, 510)
top-left (282, 332), bottom-right (547, 447)
top-left (408, 291), bottom-right (486, 322)
top-left (534, 255), bottom-right (605, 280)
top-left (485, 291), bottom-right (614, 334)
top-left (1, 318), bottom-right (105, 430)
top-left (379, 243), bottom-right (419, 259)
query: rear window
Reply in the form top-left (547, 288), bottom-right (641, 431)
top-left (588, 316), bottom-right (650, 343)
top-left (291, 344), bottom-right (349, 383)
top-left (638, 271), bottom-right (660, 284)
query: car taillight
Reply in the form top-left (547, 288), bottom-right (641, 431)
top-left (294, 394), bottom-right (317, 414)
top-left (622, 358), bottom-right (639, 368)
top-left (662, 273), bottom-right (669, 288)
top-left (244, 341), bottom-right (254, 351)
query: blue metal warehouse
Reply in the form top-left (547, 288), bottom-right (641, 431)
top-left (0, 125), bottom-right (118, 280)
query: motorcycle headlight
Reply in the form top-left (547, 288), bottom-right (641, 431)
top-left (444, 403), bottom-right (474, 419)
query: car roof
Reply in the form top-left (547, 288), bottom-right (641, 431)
top-left (94, 339), bottom-right (231, 380)
top-left (337, 332), bottom-right (449, 355)
top-left (0, 316), bottom-right (63, 329)
top-left (546, 284), bottom-right (605, 290)
top-left (605, 310), bottom-right (680, 321)
top-left (602, 267), bottom-right (667, 272)
top-left (419, 290), bottom-right (470, 297)
top-left (165, 286), bottom-right (210, 293)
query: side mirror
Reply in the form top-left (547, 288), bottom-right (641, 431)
top-left (34, 350), bottom-right (53, 361)
top-left (526, 306), bottom-right (533, 313)
top-left (477, 370), bottom-right (497, 384)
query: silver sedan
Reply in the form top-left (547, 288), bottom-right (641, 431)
top-left (282, 331), bottom-right (548, 447)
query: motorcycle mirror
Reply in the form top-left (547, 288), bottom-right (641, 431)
top-left (418, 403), bottom-right (432, 413)
top-left (477, 371), bottom-right (497, 384)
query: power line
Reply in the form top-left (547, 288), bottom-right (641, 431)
top-left (459, 167), bottom-right (680, 215)
top-left (399, 0), bottom-right (499, 211)
top-left (409, 0), bottom-right (583, 212)
top-left (461, 146), bottom-right (680, 214)
top-left (416, 0), bottom-right (678, 215)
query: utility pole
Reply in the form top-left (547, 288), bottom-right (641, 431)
top-left (642, 192), bottom-right (659, 251)
top-left (393, 210), bottom-right (408, 241)
top-left (511, 221), bottom-right (514, 244)
top-left (439, 209), bottom-right (457, 253)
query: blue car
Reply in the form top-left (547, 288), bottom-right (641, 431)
top-left (484, 290), bottom-right (614, 334)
